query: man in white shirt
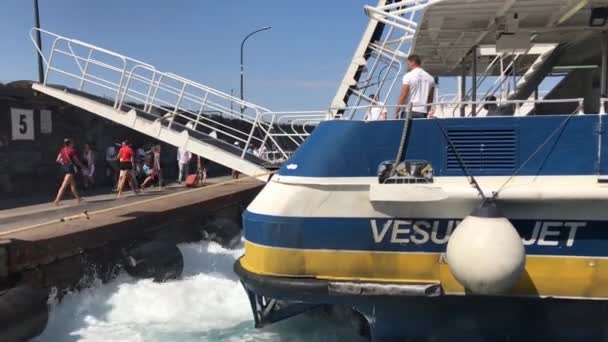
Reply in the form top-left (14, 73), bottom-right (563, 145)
top-left (395, 54), bottom-right (435, 119)
top-left (177, 146), bottom-right (192, 184)
top-left (364, 94), bottom-right (387, 121)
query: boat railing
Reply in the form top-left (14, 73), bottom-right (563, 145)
top-left (339, 97), bottom-right (585, 120)
top-left (601, 98), bottom-right (608, 115)
top-left (258, 111), bottom-right (328, 148)
top-left (29, 28), bottom-right (310, 163)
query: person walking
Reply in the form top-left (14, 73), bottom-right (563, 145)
top-left (177, 146), bottom-right (192, 184)
top-left (82, 143), bottom-right (96, 191)
top-left (116, 140), bottom-right (139, 198)
top-left (54, 138), bottom-right (84, 205)
top-left (135, 145), bottom-right (146, 175)
top-left (105, 143), bottom-right (120, 190)
top-left (140, 159), bottom-right (156, 189)
top-left (141, 145), bottom-right (162, 189)
top-left (395, 54), bottom-right (435, 119)
top-left (153, 144), bottom-right (163, 187)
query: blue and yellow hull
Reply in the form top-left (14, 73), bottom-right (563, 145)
top-left (241, 211), bottom-right (608, 298)
top-left (238, 187), bottom-right (608, 340)
top-left (237, 116), bottom-right (608, 340)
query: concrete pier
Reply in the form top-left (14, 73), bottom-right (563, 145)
top-left (0, 177), bottom-right (263, 291)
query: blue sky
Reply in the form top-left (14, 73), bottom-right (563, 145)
top-left (0, 0), bottom-right (383, 110)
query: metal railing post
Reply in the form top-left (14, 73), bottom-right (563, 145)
top-left (113, 58), bottom-right (128, 109)
top-left (258, 115), bottom-right (275, 156)
top-left (241, 110), bottom-right (261, 158)
top-left (142, 71), bottom-right (159, 112)
top-left (147, 73), bottom-right (164, 114)
top-left (43, 39), bottom-right (61, 85)
top-left (193, 91), bottom-right (210, 131)
top-left (78, 47), bottom-right (94, 91)
top-left (169, 82), bottom-right (187, 129)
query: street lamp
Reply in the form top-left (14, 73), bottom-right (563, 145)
top-left (33, 0), bottom-right (44, 83)
top-left (240, 26), bottom-right (271, 116)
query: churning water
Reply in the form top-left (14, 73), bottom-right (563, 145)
top-left (34, 241), bottom-right (366, 342)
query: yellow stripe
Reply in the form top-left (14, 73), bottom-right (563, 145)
top-left (242, 241), bottom-right (608, 298)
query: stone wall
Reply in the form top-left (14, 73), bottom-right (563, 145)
top-left (0, 81), bottom-right (226, 198)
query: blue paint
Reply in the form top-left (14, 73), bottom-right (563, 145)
top-left (279, 115), bottom-right (603, 177)
top-left (244, 211), bottom-right (608, 257)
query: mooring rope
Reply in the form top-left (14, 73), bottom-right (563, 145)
top-left (390, 105), bottom-right (414, 178)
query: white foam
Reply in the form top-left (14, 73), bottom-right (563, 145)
top-left (35, 241), bottom-right (366, 342)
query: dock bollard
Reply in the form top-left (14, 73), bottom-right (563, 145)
top-left (0, 286), bottom-right (49, 342)
top-left (123, 241), bottom-right (184, 282)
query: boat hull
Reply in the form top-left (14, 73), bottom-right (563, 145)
top-left (236, 115), bottom-right (608, 339)
top-left (236, 259), bottom-right (608, 341)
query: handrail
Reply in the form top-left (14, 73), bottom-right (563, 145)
top-left (30, 28), bottom-right (311, 165)
top-left (337, 97), bottom-right (587, 117)
top-left (464, 52), bottom-right (503, 101)
top-left (470, 51), bottom-right (526, 117)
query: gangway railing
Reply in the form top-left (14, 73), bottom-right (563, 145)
top-left (30, 28), bottom-right (318, 170)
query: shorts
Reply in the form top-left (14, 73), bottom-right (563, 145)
top-left (61, 164), bottom-right (76, 175)
top-left (120, 162), bottom-right (133, 171)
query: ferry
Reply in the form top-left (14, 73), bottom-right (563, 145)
top-left (235, 0), bottom-right (608, 340)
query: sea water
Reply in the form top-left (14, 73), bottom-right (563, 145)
top-left (34, 241), bottom-right (366, 342)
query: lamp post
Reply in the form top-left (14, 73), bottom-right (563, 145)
top-left (240, 26), bottom-right (271, 117)
top-left (33, 0), bottom-right (44, 83)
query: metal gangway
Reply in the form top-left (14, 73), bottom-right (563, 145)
top-left (30, 29), bottom-right (325, 179)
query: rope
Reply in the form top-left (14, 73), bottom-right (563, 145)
top-left (390, 108), bottom-right (412, 177)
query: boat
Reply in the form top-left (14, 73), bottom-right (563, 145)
top-left (235, 0), bottom-right (608, 340)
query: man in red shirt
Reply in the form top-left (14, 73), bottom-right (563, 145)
top-left (116, 140), bottom-right (140, 198)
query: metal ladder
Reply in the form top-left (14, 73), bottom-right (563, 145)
top-left (329, 0), bottom-right (442, 120)
top-left (30, 29), bottom-right (321, 178)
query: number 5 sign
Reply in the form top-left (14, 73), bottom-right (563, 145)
top-left (11, 108), bottom-right (35, 141)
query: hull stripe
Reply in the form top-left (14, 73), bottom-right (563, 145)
top-left (244, 211), bottom-right (607, 257)
top-left (242, 241), bottom-right (608, 298)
